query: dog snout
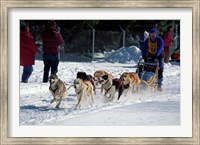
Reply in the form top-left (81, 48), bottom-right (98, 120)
top-left (49, 78), bottom-right (55, 83)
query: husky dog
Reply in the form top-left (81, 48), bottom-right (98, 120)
top-left (76, 71), bottom-right (95, 93)
top-left (93, 70), bottom-right (113, 93)
top-left (99, 74), bottom-right (124, 100)
top-left (74, 78), bottom-right (95, 109)
top-left (49, 74), bottom-right (67, 108)
top-left (120, 72), bottom-right (141, 95)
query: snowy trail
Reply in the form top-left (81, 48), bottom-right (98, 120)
top-left (20, 58), bottom-right (180, 126)
top-left (51, 101), bottom-right (180, 126)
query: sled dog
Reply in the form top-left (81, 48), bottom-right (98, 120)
top-left (99, 74), bottom-right (124, 100)
top-left (120, 72), bottom-right (141, 94)
top-left (76, 71), bottom-right (95, 93)
top-left (74, 78), bottom-right (95, 108)
top-left (49, 74), bottom-right (67, 108)
top-left (94, 70), bottom-right (113, 93)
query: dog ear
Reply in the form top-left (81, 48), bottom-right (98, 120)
top-left (77, 72), bottom-right (87, 80)
top-left (50, 74), bottom-right (58, 79)
top-left (55, 74), bottom-right (58, 79)
top-left (86, 75), bottom-right (93, 80)
top-left (102, 74), bottom-right (108, 80)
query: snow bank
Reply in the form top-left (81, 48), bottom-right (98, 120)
top-left (104, 46), bottom-right (142, 63)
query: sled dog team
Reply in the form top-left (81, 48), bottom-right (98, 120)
top-left (49, 70), bottom-right (141, 109)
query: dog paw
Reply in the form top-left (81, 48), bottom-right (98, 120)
top-left (74, 106), bottom-right (78, 110)
top-left (75, 104), bottom-right (81, 109)
top-left (50, 99), bottom-right (55, 103)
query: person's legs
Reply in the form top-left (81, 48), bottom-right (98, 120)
top-left (158, 57), bottom-right (164, 90)
top-left (22, 65), bottom-right (33, 83)
top-left (164, 46), bottom-right (170, 63)
top-left (43, 53), bottom-right (59, 82)
top-left (50, 54), bottom-right (59, 75)
top-left (43, 60), bottom-right (51, 82)
top-left (51, 60), bottom-right (59, 75)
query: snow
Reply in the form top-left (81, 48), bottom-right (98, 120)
top-left (20, 45), bottom-right (180, 126)
top-left (104, 46), bottom-right (142, 63)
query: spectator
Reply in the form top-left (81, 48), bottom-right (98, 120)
top-left (163, 25), bottom-right (174, 63)
top-left (20, 23), bottom-right (38, 83)
top-left (140, 31), bottom-right (149, 50)
top-left (40, 20), bottom-right (64, 83)
top-left (142, 28), bottom-right (164, 91)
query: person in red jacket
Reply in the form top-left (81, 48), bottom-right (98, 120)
top-left (20, 23), bottom-right (38, 83)
top-left (41, 21), bottom-right (64, 82)
top-left (163, 25), bottom-right (174, 63)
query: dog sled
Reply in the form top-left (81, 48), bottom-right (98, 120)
top-left (136, 58), bottom-right (159, 88)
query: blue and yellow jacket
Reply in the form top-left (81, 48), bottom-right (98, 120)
top-left (142, 36), bottom-right (164, 57)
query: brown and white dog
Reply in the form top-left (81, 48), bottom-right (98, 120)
top-left (120, 72), bottom-right (141, 95)
top-left (76, 71), bottom-right (95, 93)
top-left (99, 74), bottom-right (124, 101)
top-left (94, 70), bottom-right (113, 93)
top-left (74, 78), bottom-right (95, 109)
top-left (49, 74), bottom-right (67, 108)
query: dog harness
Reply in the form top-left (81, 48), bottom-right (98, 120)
top-left (105, 78), bottom-right (124, 93)
top-left (50, 80), bottom-right (66, 95)
top-left (103, 79), bottom-right (113, 93)
top-left (51, 88), bottom-right (58, 94)
top-left (76, 82), bottom-right (90, 95)
top-left (105, 85), bottom-right (112, 93)
top-left (50, 83), bottom-right (59, 94)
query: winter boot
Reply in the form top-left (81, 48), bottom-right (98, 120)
top-left (157, 84), bottom-right (163, 91)
top-left (21, 80), bottom-right (28, 83)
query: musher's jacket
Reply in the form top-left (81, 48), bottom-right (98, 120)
top-left (142, 36), bottom-right (164, 57)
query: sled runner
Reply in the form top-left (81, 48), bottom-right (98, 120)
top-left (136, 58), bottom-right (159, 88)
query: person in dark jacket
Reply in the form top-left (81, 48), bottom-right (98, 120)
top-left (20, 23), bottom-right (38, 83)
top-left (142, 28), bottom-right (164, 91)
top-left (40, 21), bottom-right (64, 83)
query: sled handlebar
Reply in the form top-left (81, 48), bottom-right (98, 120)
top-left (138, 58), bottom-right (159, 66)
